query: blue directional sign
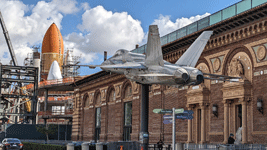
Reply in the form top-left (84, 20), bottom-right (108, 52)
top-left (175, 110), bottom-right (194, 120)
top-left (163, 119), bottom-right (173, 124)
top-left (182, 110), bottom-right (194, 115)
top-left (176, 114), bottom-right (194, 120)
top-left (176, 115), bottom-right (188, 120)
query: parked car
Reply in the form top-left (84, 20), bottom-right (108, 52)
top-left (0, 138), bottom-right (23, 150)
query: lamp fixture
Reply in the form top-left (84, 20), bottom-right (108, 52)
top-left (212, 104), bottom-right (218, 117)
top-left (257, 98), bottom-right (263, 114)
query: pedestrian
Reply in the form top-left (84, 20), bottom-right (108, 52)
top-left (228, 133), bottom-right (235, 144)
top-left (157, 139), bottom-right (163, 150)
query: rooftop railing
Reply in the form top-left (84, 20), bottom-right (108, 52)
top-left (131, 0), bottom-right (267, 54)
top-left (38, 95), bottom-right (73, 102)
top-left (25, 77), bottom-right (76, 90)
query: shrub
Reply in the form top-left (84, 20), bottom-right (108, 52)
top-left (22, 142), bottom-right (66, 150)
top-left (22, 142), bottom-right (96, 150)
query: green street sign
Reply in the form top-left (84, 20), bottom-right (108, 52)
top-left (153, 108), bottom-right (184, 114)
top-left (153, 109), bottom-right (172, 114)
top-left (174, 108), bottom-right (184, 114)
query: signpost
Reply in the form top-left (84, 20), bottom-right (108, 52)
top-left (153, 108), bottom-right (184, 114)
top-left (172, 108), bottom-right (176, 150)
top-left (153, 108), bottom-right (194, 150)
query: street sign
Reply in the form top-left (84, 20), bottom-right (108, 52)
top-left (175, 115), bottom-right (188, 120)
top-left (174, 108), bottom-right (184, 114)
top-left (163, 119), bottom-right (172, 124)
top-left (176, 114), bottom-right (194, 120)
top-left (163, 110), bottom-right (194, 120)
top-left (153, 108), bottom-right (184, 114)
top-left (182, 110), bottom-right (194, 115)
top-left (163, 115), bottom-right (172, 120)
top-left (153, 109), bottom-right (172, 114)
top-left (175, 110), bottom-right (194, 120)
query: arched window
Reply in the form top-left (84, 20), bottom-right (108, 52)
top-left (124, 85), bottom-right (132, 98)
top-left (96, 93), bottom-right (101, 104)
top-left (84, 95), bottom-right (90, 107)
top-left (109, 89), bottom-right (116, 102)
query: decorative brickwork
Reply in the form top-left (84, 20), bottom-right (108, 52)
top-left (72, 10), bottom-right (267, 144)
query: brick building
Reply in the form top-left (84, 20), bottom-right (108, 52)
top-left (71, 0), bottom-right (267, 144)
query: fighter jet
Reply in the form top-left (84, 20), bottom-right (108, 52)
top-left (85, 25), bottom-right (240, 86)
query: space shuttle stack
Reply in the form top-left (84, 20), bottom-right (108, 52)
top-left (41, 23), bottom-right (64, 80)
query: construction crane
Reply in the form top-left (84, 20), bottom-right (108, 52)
top-left (0, 10), bottom-right (18, 66)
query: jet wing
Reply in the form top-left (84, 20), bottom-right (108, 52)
top-left (100, 62), bottom-right (147, 69)
top-left (138, 74), bottom-right (173, 77)
top-left (176, 31), bottom-right (213, 67)
top-left (203, 73), bottom-right (241, 82)
top-left (66, 64), bottom-right (99, 69)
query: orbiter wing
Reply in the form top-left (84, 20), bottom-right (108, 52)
top-left (176, 31), bottom-right (213, 67)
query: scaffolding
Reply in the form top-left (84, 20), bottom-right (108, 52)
top-left (0, 64), bottom-right (38, 126)
top-left (62, 49), bottom-right (81, 78)
top-left (24, 53), bottom-right (33, 66)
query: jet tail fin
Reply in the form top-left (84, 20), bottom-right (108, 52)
top-left (175, 31), bottom-right (213, 67)
top-left (145, 25), bottom-right (164, 66)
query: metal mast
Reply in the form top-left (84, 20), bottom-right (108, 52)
top-left (0, 11), bottom-right (18, 66)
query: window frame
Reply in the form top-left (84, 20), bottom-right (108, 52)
top-left (123, 101), bottom-right (132, 141)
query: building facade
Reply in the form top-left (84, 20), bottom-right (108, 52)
top-left (72, 1), bottom-right (267, 144)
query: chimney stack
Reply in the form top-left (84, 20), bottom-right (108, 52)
top-left (104, 51), bottom-right (107, 61)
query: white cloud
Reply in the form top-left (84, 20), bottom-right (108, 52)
top-left (0, 0), bottom-right (79, 65)
top-left (152, 12), bottom-right (211, 37)
top-left (64, 32), bottom-right (97, 63)
top-left (69, 5), bottom-right (144, 55)
top-left (49, 0), bottom-right (79, 14)
top-left (0, 0), bottom-right (210, 67)
top-left (81, 2), bottom-right (90, 11)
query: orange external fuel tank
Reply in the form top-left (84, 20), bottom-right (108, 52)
top-left (41, 23), bottom-right (64, 80)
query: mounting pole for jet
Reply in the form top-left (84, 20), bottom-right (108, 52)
top-left (140, 84), bottom-right (149, 150)
top-left (0, 11), bottom-right (18, 66)
top-left (172, 107), bottom-right (176, 150)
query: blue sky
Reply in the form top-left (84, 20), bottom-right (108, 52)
top-left (0, 0), bottom-right (242, 77)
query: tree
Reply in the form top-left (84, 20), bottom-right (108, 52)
top-left (36, 124), bottom-right (58, 142)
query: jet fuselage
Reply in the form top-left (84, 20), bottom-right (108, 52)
top-left (100, 49), bottom-right (204, 86)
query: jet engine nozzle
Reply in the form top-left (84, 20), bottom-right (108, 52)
top-left (174, 69), bottom-right (189, 84)
top-left (196, 74), bottom-right (204, 84)
top-left (188, 69), bottom-right (204, 85)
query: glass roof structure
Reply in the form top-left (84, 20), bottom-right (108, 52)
top-left (131, 0), bottom-right (267, 54)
